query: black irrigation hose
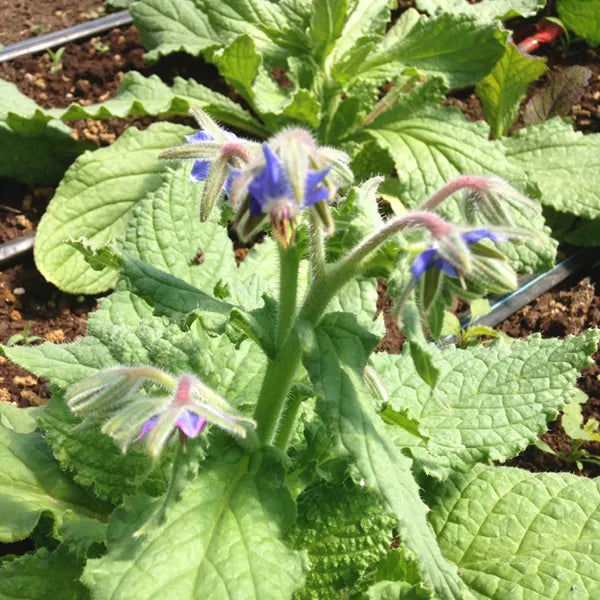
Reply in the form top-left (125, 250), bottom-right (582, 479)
top-left (0, 232), bottom-right (35, 265)
top-left (0, 10), bottom-right (133, 63)
top-left (462, 250), bottom-right (595, 329)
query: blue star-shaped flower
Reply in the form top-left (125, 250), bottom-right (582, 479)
top-left (410, 229), bottom-right (504, 282)
top-left (136, 410), bottom-right (207, 441)
top-left (186, 131), bottom-right (237, 195)
top-left (247, 144), bottom-right (330, 216)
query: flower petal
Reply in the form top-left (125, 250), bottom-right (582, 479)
top-left (190, 160), bottom-right (211, 182)
top-left (410, 248), bottom-right (439, 280)
top-left (176, 410), bottom-right (207, 438)
top-left (185, 131), bottom-right (213, 144)
top-left (135, 416), bottom-right (158, 441)
top-left (462, 229), bottom-right (507, 246)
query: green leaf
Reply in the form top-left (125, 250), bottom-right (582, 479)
top-left (310, 0), bottom-right (348, 60)
top-left (0, 81), bottom-right (90, 185)
top-left (53, 72), bottom-right (268, 137)
top-left (214, 34), bottom-right (262, 103)
top-left (0, 423), bottom-right (109, 543)
top-left (523, 66), bottom-right (592, 127)
top-left (34, 122), bottom-right (193, 294)
top-left (416, 0), bottom-right (545, 21)
top-left (372, 330), bottom-right (600, 475)
top-left (0, 547), bottom-right (89, 600)
top-left (367, 581), bottom-right (433, 599)
top-left (300, 313), bottom-right (466, 600)
top-left (357, 105), bottom-right (557, 273)
top-left (83, 453), bottom-right (304, 599)
top-left (197, 0), bottom-right (307, 65)
top-left (366, 13), bottom-right (507, 88)
top-left (0, 403), bottom-right (38, 434)
top-left (328, 0), bottom-right (393, 73)
top-left (428, 465), bottom-right (600, 599)
top-left (4, 289), bottom-right (267, 501)
top-left (122, 166), bottom-right (238, 294)
top-left (36, 394), bottom-right (171, 503)
top-left (475, 44), bottom-right (547, 139)
top-left (131, 0), bottom-right (220, 61)
top-left (502, 118), bottom-right (600, 219)
top-left (289, 480), bottom-right (396, 599)
top-left (557, 0), bottom-right (600, 46)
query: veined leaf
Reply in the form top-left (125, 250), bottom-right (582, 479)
top-left (428, 465), bottom-right (600, 599)
top-left (357, 105), bottom-right (556, 273)
top-left (501, 118), bottom-right (600, 219)
top-left (131, 0), bottom-right (220, 61)
top-left (301, 313), bottom-right (467, 600)
top-left (523, 66), bottom-right (592, 126)
top-left (0, 424), bottom-right (109, 542)
top-left (122, 167), bottom-right (238, 296)
top-left (416, 0), bottom-right (545, 21)
top-left (82, 454), bottom-right (304, 599)
top-left (34, 122), bottom-right (193, 294)
top-left (365, 13), bottom-right (507, 88)
top-left (557, 0), bottom-right (600, 46)
top-left (289, 480), bottom-right (396, 599)
top-left (0, 547), bottom-right (90, 600)
top-left (3, 288), bottom-right (266, 499)
top-left (0, 81), bottom-right (90, 185)
top-left (476, 44), bottom-right (547, 139)
top-left (310, 0), bottom-right (348, 60)
top-left (53, 72), bottom-right (268, 137)
top-left (372, 330), bottom-right (600, 476)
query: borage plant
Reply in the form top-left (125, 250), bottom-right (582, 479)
top-left (2, 110), bottom-right (600, 600)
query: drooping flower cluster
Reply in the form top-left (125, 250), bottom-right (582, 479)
top-left (66, 367), bottom-right (255, 456)
top-left (410, 228), bottom-right (507, 283)
top-left (399, 211), bottom-right (519, 298)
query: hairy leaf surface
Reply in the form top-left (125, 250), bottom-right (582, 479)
top-left (0, 547), bottom-right (89, 600)
top-left (83, 454), bottom-right (304, 599)
top-left (372, 330), bottom-right (599, 475)
top-left (301, 313), bottom-right (467, 600)
top-left (428, 465), bottom-right (600, 599)
top-left (502, 118), bottom-right (600, 219)
top-left (34, 123), bottom-right (193, 293)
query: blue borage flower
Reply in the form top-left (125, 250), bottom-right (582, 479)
top-left (410, 229), bottom-right (506, 283)
top-left (247, 143), bottom-right (330, 215)
top-left (232, 140), bottom-right (335, 247)
top-left (136, 411), bottom-right (207, 440)
top-left (185, 130), bottom-right (238, 195)
top-left (65, 368), bottom-right (255, 456)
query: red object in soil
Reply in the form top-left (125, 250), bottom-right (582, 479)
top-left (516, 19), bottom-right (565, 54)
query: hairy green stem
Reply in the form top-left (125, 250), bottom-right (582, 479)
top-left (273, 385), bottom-right (305, 451)
top-left (276, 245), bottom-right (300, 349)
top-left (253, 335), bottom-right (303, 445)
top-left (308, 209), bottom-right (326, 282)
top-left (256, 177), bottom-right (489, 448)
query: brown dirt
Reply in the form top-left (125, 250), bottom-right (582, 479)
top-left (0, 0), bottom-right (107, 47)
top-left (0, 259), bottom-right (96, 407)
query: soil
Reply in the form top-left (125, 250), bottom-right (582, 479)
top-left (0, 0), bottom-right (107, 47)
top-left (0, 2), bottom-right (599, 479)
